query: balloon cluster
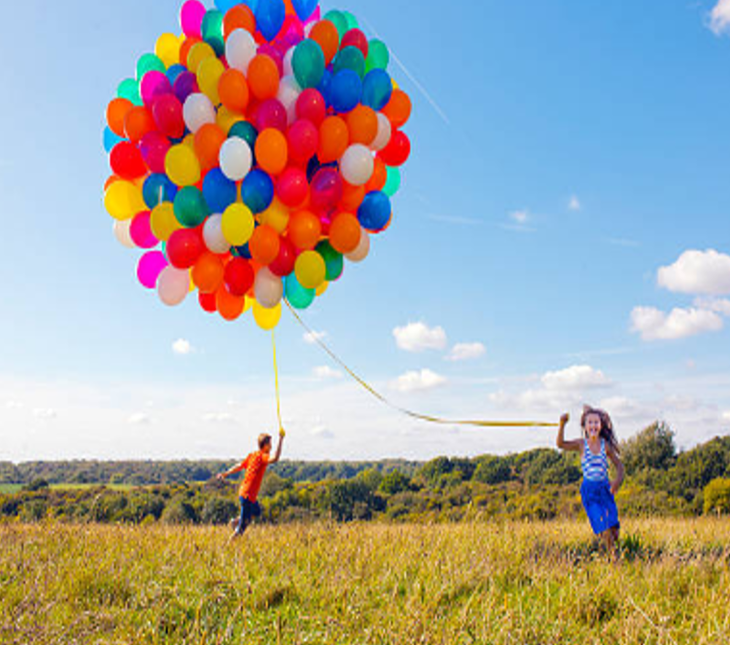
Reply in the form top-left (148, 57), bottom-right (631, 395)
top-left (103, 0), bottom-right (411, 329)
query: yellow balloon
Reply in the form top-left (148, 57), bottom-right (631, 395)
top-left (165, 144), bottom-right (201, 187)
top-left (197, 56), bottom-right (225, 105)
top-left (183, 134), bottom-right (196, 150)
top-left (244, 295), bottom-right (254, 312)
top-left (222, 203), bottom-right (255, 245)
top-left (187, 42), bottom-right (216, 74)
top-left (150, 203), bottom-right (181, 241)
top-left (216, 106), bottom-right (244, 133)
top-left (259, 198), bottom-right (290, 234)
top-left (253, 301), bottom-right (282, 330)
top-left (295, 251), bottom-right (326, 289)
top-left (316, 281), bottom-right (329, 297)
top-left (155, 33), bottom-right (181, 68)
top-left (104, 180), bottom-right (146, 221)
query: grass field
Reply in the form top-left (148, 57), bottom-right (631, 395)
top-left (1, 519), bottom-right (729, 644)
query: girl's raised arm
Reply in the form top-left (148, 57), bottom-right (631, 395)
top-left (556, 413), bottom-right (583, 452)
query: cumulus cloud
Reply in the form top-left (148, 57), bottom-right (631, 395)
top-left (709, 0), bottom-right (730, 35)
top-left (393, 322), bottom-right (447, 352)
top-left (630, 306), bottom-right (724, 341)
top-left (542, 365), bottom-right (611, 390)
top-left (32, 408), bottom-right (57, 420)
top-left (568, 195), bottom-right (581, 211)
top-left (313, 365), bottom-right (343, 379)
top-left (447, 342), bottom-right (486, 362)
top-left (203, 412), bottom-right (236, 423)
top-left (303, 330), bottom-right (327, 344)
top-left (172, 339), bottom-right (193, 355)
top-left (657, 249), bottom-right (730, 296)
top-left (128, 413), bottom-right (151, 425)
top-left (391, 369), bottom-right (447, 393)
top-left (694, 297), bottom-right (730, 316)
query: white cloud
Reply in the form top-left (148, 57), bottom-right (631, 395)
top-left (5, 400), bottom-right (23, 409)
top-left (393, 322), bottom-right (447, 352)
top-left (694, 297), bottom-right (730, 316)
top-left (313, 365), bottom-right (343, 379)
top-left (723, 411), bottom-right (730, 422)
top-left (447, 342), bottom-right (486, 362)
top-left (128, 413), bottom-right (151, 425)
top-left (303, 330), bottom-right (327, 344)
top-left (391, 369), bottom-right (447, 393)
top-left (657, 249), bottom-right (730, 296)
top-left (32, 408), bottom-right (57, 420)
top-left (203, 412), bottom-right (236, 423)
top-left (568, 195), bottom-right (581, 211)
top-left (510, 209), bottom-right (529, 224)
top-left (172, 339), bottom-right (193, 355)
top-left (310, 425), bottom-right (335, 439)
top-left (542, 365), bottom-right (611, 390)
top-left (630, 306), bottom-right (724, 341)
top-left (709, 0), bottom-right (730, 35)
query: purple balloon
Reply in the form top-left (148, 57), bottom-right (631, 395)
top-left (137, 251), bottom-right (169, 289)
top-left (256, 99), bottom-right (288, 132)
top-left (310, 167), bottom-right (343, 213)
top-left (173, 71), bottom-right (199, 104)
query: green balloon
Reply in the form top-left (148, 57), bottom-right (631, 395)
top-left (293, 39), bottom-right (325, 89)
top-left (202, 10), bottom-right (225, 56)
top-left (323, 10), bottom-right (348, 40)
top-left (342, 11), bottom-right (359, 30)
top-left (285, 274), bottom-right (315, 310)
top-left (333, 46), bottom-right (366, 79)
top-left (366, 39), bottom-right (390, 73)
top-left (136, 53), bottom-right (165, 81)
top-left (316, 241), bottom-right (344, 281)
top-left (117, 78), bottom-right (142, 106)
top-left (383, 166), bottom-right (401, 197)
top-left (174, 187), bottom-right (209, 228)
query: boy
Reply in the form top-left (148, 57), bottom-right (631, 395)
top-left (217, 429), bottom-right (285, 539)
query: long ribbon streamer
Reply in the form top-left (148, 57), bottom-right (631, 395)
top-left (272, 330), bottom-right (284, 432)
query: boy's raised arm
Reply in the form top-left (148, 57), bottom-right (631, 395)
top-left (268, 429), bottom-right (285, 464)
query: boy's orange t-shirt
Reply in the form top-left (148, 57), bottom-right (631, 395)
top-left (238, 450), bottom-right (271, 502)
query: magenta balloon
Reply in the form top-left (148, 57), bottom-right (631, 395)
top-left (137, 251), bottom-right (169, 289)
top-left (179, 0), bottom-right (206, 38)
top-left (257, 44), bottom-right (285, 75)
top-left (310, 167), bottom-right (343, 213)
top-left (140, 132), bottom-right (171, 174)
top-left (141, 71), bottom-right (173, 109)
top-left (256, 99), bottom-right (288, 132)
top-left (130, 211), bottom-right (159, 249)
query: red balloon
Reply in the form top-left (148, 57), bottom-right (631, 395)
top-left (287, 119), bottom-right (319, 164)
top-left (140, 131), bottom-right (171, 174)
top-left (255, 98), bottom-right (288, 132)
top-left (379, 130), bottom-right (411, 167)
top-left (276, 167), bottom-right (309, 207)
top-left (152, 94), bottom-right (185, 139)
top-left (310, 167), bottom-right (343, 213)
top-left (167, 228), bottom-right (204, 269)
top-left (199, 290), bottom-right (217, 313)
top-left (268, 236), bottom-right (296, 277)
top-left (224, 257), bottom-right (254, 296)
top-left (295, 89), bottom-right (326, 126)
top-left (110, 141), bottom-right (147, 180)
top-left (341, 29), bottom-right (369, 58)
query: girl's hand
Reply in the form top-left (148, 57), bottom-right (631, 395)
top-left (560, 413), bottom-right (570, 427)
top-left (610, 480), bottom-right (620, 495)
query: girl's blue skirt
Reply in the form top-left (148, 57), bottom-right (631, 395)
top-left (580, 478), bottom-right (619, 535)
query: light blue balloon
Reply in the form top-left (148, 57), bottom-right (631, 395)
top-left (103, 127), bottom-right (124, 154)
top-left (285, 274), bottom-right (315, 309)
top-left (256, 0), bottom-right (286, 42)
top-left (215, 0), bottom-right (240, 12)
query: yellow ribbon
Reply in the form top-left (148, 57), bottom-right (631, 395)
top-left (284, 300), bottom-right (558, 429)
top-left (271, 330), bottom-right (284, 434)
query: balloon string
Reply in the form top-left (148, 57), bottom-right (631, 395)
top-left (284, 300), bottom-right (559, 429)
top-left (272, 330), bottom-right (284, 432)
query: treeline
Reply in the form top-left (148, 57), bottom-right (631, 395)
top-left (2, 423), bottom-right (730, 524)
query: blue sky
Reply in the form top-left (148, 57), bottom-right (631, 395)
top-left (1, 0), bottom-right (729, 461)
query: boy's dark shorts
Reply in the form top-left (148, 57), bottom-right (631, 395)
top-left (239, 497), bottom-right (261, 525)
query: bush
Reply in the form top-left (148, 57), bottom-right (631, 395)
top-left (201, 497), bottom-right (238, 525)
top-left (473, 457), bottom-right (512, 485)
top-left (161, 498), bottom-right (198, 525)
top-left (703, 478), bottom-right (730, 514)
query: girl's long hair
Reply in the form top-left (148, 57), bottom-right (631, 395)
top-left (581, 405), bottom-right (620, 453)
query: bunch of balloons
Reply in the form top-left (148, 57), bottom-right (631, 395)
top-left (103, 0), bottom-right (411, 329)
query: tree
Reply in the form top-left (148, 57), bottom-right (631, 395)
top-left (473, 457), bottom-right (512, 485)
top-left (622, 421), bottom-right (677, 475)
top-left (703, 478), bottom-right (730, 514)
top-left (201, 497), bottom-right (238, 524)
top-left (379, 470), bottom-right (411, 495)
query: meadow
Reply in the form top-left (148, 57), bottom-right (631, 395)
top-left (1, 518), bottom-right (729, 645)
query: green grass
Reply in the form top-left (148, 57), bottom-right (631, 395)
top-left (0, 484), bottom-right (22, 494)
top-left (1, 518), bottom-right (729, 644)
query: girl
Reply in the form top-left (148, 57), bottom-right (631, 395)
top-left (557, 406), bottom-right (624, 552)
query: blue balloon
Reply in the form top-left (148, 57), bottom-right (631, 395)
top-left (291, 0), bottom-right (318, 21)
top-left (232, 242), bottom-right (253, 259)
top-left (244, 0), bottom-right (259, 13)
top-left (255, 0), bottom-right (285, 41)
top-left (241, 170), bottom-right (274, 213)
top-left (330, 69), bottom-right (362, 113)
top-left (361, 69), bottom-right (393, 111)
top-left (166, 64), bottom-right (187, 85)
top-left (317, 68), bottom-right (333, 107)
top-left (215, 0), bottom-right (240, 11)
top-left (203, 168), bottom-right (237, 214)
top-left (103, 127), bottom-right (124, 154)
top-left (285, 274), bottom-right (315, 309)
top-left (358, 191), bottom-right (391, 232)
top-left (143, 174), bottom-right (178, 209)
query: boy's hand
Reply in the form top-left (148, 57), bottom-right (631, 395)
top-left (560, 413), bottom-right (570, 427)
top-left (279, 427), bottom-right (286, 438)
top-left (216, 473), bottom-right (226, 481)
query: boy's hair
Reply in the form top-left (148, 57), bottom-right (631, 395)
top-left (258, 433), bottom-right (272, 450)
top-left (581, 405), bottom-right (620, 453)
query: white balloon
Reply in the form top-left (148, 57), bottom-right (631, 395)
top-left (219, 137), bottom-right (253, 181)
top-left (283, 47), bottom-right (295, 78)
top-left (371, 113), bottom-right (392, 151)
top-left (345, 228), bottom-right (370, 263)
top-left (277, 75), bottom-right (302, 125)
top-left (158, 267), bottom-right (190, 306)
top-left (254, 268), bottom-right (284, 308)
top-left (226, 28), bottom-right (257, 74)
top-left (203, 214), bottom-right (231, 254)
top-left (183, 93), bottom-right (215, 134)
top-left (113, 219), bottom-right (135, 248)
top-left (340, 144), bottom-right (375, 186)
top-left (304, 22), bottom-right (315, 37)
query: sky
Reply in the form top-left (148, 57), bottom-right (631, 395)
top-left (1, 0), bottom-right (729, 462)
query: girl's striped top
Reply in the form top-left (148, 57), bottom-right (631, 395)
top-left (582, 438), bottom-right (609, 482)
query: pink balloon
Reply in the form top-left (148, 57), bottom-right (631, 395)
top-left (277, 167), bottom-right (309, 207)
top-left (179, 0), bottom-right (206, 38)
top-left (140, 132), bottom-right (171, 174)
top-left (141, 71), bottom-right (173, 109)
top-left (255, 99), bottom-right (288, 132)
top-left (137, 251), bottom-right (168, 289)
top-left (310, 167), bottom-right (343, 213)
top-left (130, 211), bottom-right (159, 249)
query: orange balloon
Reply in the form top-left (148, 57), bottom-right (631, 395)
top-left (104, 175), bottom-right (121, 191)
top-left (382, 89), bottom-right (412, 128)
top-left (193, 252), bottom-right (225, 293)
top-left (218, 69), bottom-right (250, 114)
top-left (309, 20), bottom-right (340, 65)
top-left (223, 4), bottom-right (255, 39)
top-left (247, 55), bottom-right (280, 101)
top-left (318, 116), bottom-right (349, 163)
top-left (179, 36), bottom-right (202, 68)
top-left (255, 129), bottom-right (288, 175)
top-left (346, 105), bottom-right (378, 146)
top-left (216, 285), bottom-right (246, 321)
top-left (329, 212), bottom-right (362, 254)
top-left (340, 181), bottom-right (365, 212)
top-left (194, 124), bottom-right (227, 171)
top-left (107, 98), bottom-right (133, 137)
top-left (365, 157), bottom-right (387, 192)
top-left (287, 210), bottom-right (321, 250)
top-left (124, 106), bottom-right (156, 143)
top-left (249, 224), bottom-right (281, 265)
